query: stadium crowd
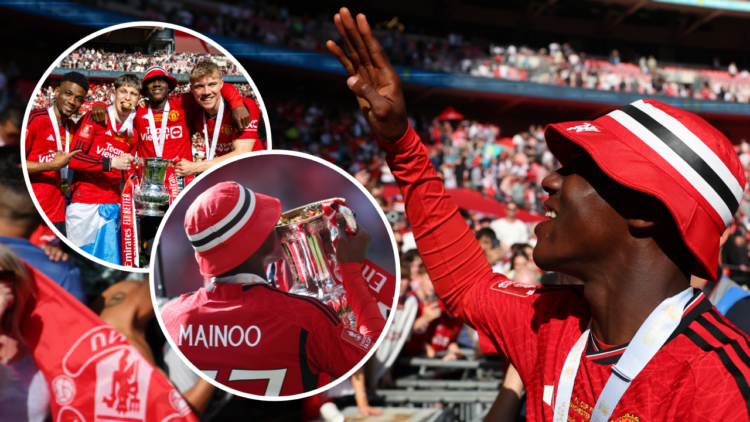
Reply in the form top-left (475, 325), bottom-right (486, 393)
top-left (99, 0), bottom-right (750, 103)
top-left (58, 48), bottom-right (243, 75)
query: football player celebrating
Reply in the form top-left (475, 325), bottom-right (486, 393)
top-left (328, 9), bottom-right (750, 422)
top-left (24, 72), bottom-right (89, 236)
top-left (89, 66), bottom-right (251, 186)
top-left (65, 74), bottom-right (139, 265)
top-left (175, 62), bottom-right (264, 177)
top-left (160, 182), bottom-right (385, 396)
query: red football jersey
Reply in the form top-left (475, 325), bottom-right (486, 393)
top-left (161, 281), bottom-right (376, 396)
top-left (68, 113), bottom-right (137, 204)
top-left (24, 109), bottom-right (78, 223)
top-left (379, 126), bottom-right (750, 422)
top-left (133, 83), bottom-right (246, 160)
top-left (190, 97), bottom-right (265, 159)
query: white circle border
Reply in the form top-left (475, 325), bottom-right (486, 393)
top-left (149, 150), bottom-right (402, 401)
top-left (20, 21), bottom-right (273, 273)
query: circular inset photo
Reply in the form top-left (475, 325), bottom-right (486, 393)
top-left (151, 151), bottom-right (399, 400)
top-left (21, 22), bottom-right (270, 271)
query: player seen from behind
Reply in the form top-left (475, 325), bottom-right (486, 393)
top-left (160, 182), bottom-right (385, 396)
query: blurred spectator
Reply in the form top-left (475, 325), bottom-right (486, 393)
top-left (0, 147), bottom-right (85, 302)
top-left (0, 243), bottom-right (50, 422)
top-left (490, 202), bottom-right (529, 250)
top-left (0, 107), bottom-right (22, 147)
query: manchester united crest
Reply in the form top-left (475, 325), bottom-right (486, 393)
top-left (611, 414), bottom-right (640, 422)
top-left (221, 124), bottom-right (232, 136)
top-left (168, 109), bottom-right (180, 122)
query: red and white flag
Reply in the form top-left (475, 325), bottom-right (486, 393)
top-left (20, 263), bottom-right (197, 422)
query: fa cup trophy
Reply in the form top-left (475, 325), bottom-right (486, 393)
top-left (133, 157), bottom-right (171, 217)
top-left (276, 198), bottom-right (358, 329)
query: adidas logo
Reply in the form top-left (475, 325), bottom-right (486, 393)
top-left (105, 130), bottom-right (112, 136)
top-left (47, 134), bottom-right (54, 141)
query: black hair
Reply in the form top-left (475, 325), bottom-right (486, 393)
top-left (475, 228), bottom-right (496, 241)
top-left (510, 250), bottom-right (529, 270)
top-left (0, 147), bottom-right (40, 226)
top-left (60, 71), bottom-right (90, 92)
top-left (479, 217), bottom-right (493, 224)
top-left (0, 107), bottom-right (22, 129)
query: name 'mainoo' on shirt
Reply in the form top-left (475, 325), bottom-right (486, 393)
top-left (179, 324), bottom-right (261, 348)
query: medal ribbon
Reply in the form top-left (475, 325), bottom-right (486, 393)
top-left (47, 106), bottom-right (70, 179)
top-left (146, 101), bottom-right (170, 158)
top-left (202, 99), bottom-right (225, 161)
top-left (107, 105), bottom-right (136, 137)
top-left (553, 287), bottom-right (694, 422)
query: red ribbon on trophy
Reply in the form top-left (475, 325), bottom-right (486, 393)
top-left (321, 199), bottom-right (396, 309)
top-left (165, 161), bottom-right (179, 205)
top-left (121, 174), bottom-right (139, 267)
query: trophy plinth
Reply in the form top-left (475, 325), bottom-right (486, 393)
top-left (134, 158), bottom-right (170, 217)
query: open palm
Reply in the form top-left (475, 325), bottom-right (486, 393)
top-left (326, 8), bottom-right (409, 144)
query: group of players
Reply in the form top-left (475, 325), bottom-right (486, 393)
top-left (24, 61), bottom-right (265, 265)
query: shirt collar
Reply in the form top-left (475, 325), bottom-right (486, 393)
top-left (211, 273), bottom-right (268, 285)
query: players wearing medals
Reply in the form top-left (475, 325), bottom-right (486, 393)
top-left (160, 182), bottom-right (385, 396)
top-left (24, 72), bottom-right (89, 236)
top-left (175, 62), bottom-right (265, 178)
top-left (328, 9), bottom-right (750, 421)
top-left (65, 74), bottom-right (139, 265)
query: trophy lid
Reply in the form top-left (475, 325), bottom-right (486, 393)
top-left (276, 197), bottom-right (346, 227)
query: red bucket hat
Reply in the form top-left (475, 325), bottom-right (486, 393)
top-left (141, 66), bottom-right (177, 96)
top-left (184, 182), bottom-right (282, 278)
top-left (545, 99), bottom-right (745, 281)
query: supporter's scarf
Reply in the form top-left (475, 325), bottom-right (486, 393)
top-left (121, 175), bottom-right (139, 267)
top-left (20, 263), bottom-right (198, 421)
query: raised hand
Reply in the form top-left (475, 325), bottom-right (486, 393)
top-left (335, 213), bottom-right (371, 264)
top-left (326, 8), bottom-right (408, 144)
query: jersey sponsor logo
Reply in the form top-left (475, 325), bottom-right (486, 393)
top-left (169, 109), bottom-right (180, 122)
top-left (105, 130), bottom-right (113, 137)
top-left (47, 134), bottom-right (55, 142)
top-left (79, 123), bottom-right (93, 140)
top-left (221, 124), bottom-right (233, 136)
top-left (341, 327), bottom-right (372, 351)
top-left (178, 324), bottom-right (261, 348)
top-left (490, 279), bottom-right (535, 297)
top-left (97, 143), bottom-right (127, 159)
top-left (38, 151), bottom-right (57, 163)
top-left (242, 119), bottom-right (259, 131)
top-left (566, 122), bottom-right (599, 133)
top-left (140, 126), bottom-right (183, 142)
top-left (613, 414), bottom-right (640, 422)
